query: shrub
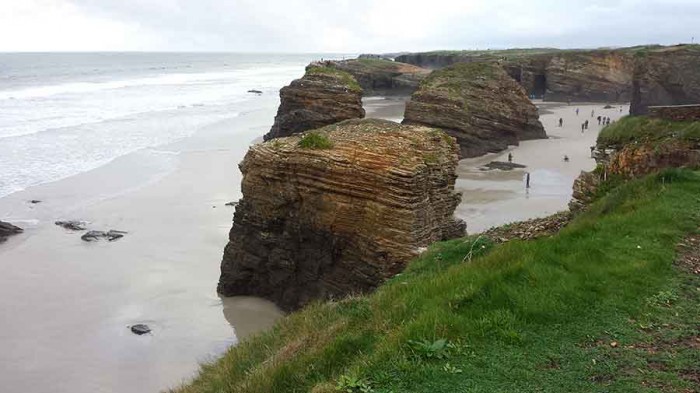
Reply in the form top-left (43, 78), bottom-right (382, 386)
top-left (298, 132), bottom-right (334, 150)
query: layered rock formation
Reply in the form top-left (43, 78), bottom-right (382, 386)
top-left (218, 119), bottom-right (466, 311)
top-left (326, 59), bottom-right (431, 95)
top-left (0, 221), bottom-right (23, 243)
top-left (403, 62), bottom-right (546, 158)
top-left (396, 48), bottom-right (640, 102)
top-left (263, 66), bottom-right (365, 141)
top-left (630, 45), bottom-right (700, 115)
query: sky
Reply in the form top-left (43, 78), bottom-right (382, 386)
top-left (0, 0), bottom-right (698, 53)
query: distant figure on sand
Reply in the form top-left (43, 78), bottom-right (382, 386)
top-left (576, 108), bottom-right (579, 116)
top-left (597, 115), bottom-right (602, 125)
top-left (581, 123), bottom-right (585, 133)
top-left (526, 172), bottom-right (531, 188)
top-left (584, 120), bottom-right (589, 129)
top-left (559, 118), bottom-right (563, 127)
top-left (591, 109), bottom-right (595, 117)
top-left (564, 155), bottom-right (570, 162)
top-left (606, 117), bottom-right (611, 125)
top-left (590, 146), bottom-right (595, 157)
top-left (508, 153), bottom-right (513, 163)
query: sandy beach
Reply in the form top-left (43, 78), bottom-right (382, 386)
top-left (0, 94), bottom-right (626, 393)
top-left (456, 102), bottom-right (629, 232)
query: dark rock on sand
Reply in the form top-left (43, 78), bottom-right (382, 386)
top-left (29, 200), bottom-right (41, 204)
top-left (130, 324), bottom-right (151, 335)
top-left (481, 161), bottom-right (527, 171)
top-left (403, 62), bottom-right (546, 158)
top-left (81, 230), bottom-right (127, 242)
top-left (55, 220), bottom-right (87, 231)
top-left (247, 89), bottom-right (263, 94)
top-left (225, 201), bottom-right (238, 207)
top-left (263, 65), bottom-right (365, 141)
top-left (0, 221), bottom-right (23, 243)
top-left (219, 119), bottom-right (465, 311)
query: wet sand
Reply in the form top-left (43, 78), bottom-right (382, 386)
top-left (456, 102), bottom-right (629, 232)
top-left (0, 96), bottom-right (285, 393)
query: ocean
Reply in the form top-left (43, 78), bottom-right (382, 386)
top-left (0, 53), bottom-right (340, 198)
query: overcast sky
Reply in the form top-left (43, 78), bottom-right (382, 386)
top-left (1, 0), bottom-right (698, 53)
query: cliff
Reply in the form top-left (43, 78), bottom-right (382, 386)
top-left (630, 45), bottom-right (700, 115)
top-left (263, 66), bottom-right (365, 141)
top-left (218, 119), bottom-right (466, 311)
top-left (326, 59), bottom-right (431, 96)
top-left (570, 115), bottom-right (700, 211)
top-left (396, 47), bottom-right (643, 103)
top-left (403, 62), bottom-right (546, 158)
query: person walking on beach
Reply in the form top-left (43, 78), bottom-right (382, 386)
top-left (606, 117), bottom-right (611, 125)
top-left (508, 152), bottom-right (513, 163)
top-left (559, 118), bottom-right (563, 127)
top-left (525, 172), bottom-right (531, 189)
top-left (584, 119), bottom-right (589, 130)
top-left (597, 115), bottom-right (602, 125)
top-left (581, 123), bottom-right (585, 133)
top-left (591, 109), bottom-right (595, 117)
top-left (576, 108), bottom-right (579, 116)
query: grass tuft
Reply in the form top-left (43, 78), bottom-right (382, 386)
top-left (298, 132), bottom-right (334, 150)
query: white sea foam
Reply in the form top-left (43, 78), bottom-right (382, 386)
top-left (0, 54), bottom-right (313, 198)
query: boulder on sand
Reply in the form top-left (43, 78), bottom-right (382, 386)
top-left (0, 221), bottom-right (23, 243)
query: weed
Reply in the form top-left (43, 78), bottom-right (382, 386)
top-left (298, 132), bottom-right (334, 150)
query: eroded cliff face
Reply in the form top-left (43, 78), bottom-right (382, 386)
top-left (397, 48), bottom-right (636, 102)
top-left (403, 62), bottom-right (546, 158)
top-left (219, 119), bottom-right (466, 311)
top-left (263, 66), bottom-right (365, 141)
top-left (326, 59), bottom-right (431, 96)
top-left (631, 45), bottom-right (700, 115)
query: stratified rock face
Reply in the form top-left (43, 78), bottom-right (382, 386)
top-left (403, 62), bottom-right (546, 158)
top-left (607, 141), bottom-right (700, 177)
top-left (263, 66), bottom-right (365, 141)
top-left (631, 45), bottom-right (700, 115)
top-left (0, 221), bottom-right (23, 243)
top-left (397, 48), bottom-right (638, 102)
top-left (327, 59), bottom-right (431, 95)
top-left (542, 51), bottom-right (633, 102)
top-left (218, 119), bottom-right (466, 311)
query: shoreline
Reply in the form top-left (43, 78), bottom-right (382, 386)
top-left (0, 96), bottom-right (626, 393)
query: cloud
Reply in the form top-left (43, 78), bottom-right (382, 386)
top-left (1, 0), bottom-right (698, 52)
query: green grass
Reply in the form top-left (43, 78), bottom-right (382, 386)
top-left (174, 169), bottom-right (700, 393)
top-left (298, 132), bottom-right (334, 150)
top-left (306, 66), bottom-right (362, 92)
top-left (598, 116), bottom-right (700, 149)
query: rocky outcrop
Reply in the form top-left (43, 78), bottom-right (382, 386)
top-left (569, 170), bottom-right (604, 212)
top-left (396, 47), bottom-right (646, 102)
top-left (607, 141), bottom-right (700, 178)
top-left (218, 119), bottom-right (466, 311)
top-left (648, 105), bottom-right (700, 121)
top-left (631, 45), bottom-right (700, 115)
top-left (0, 221), bottom-right (23, 243)
top-left (263, 66), bottom-right (365, 141)
top-left (403, 62), bottom-right (546, 158)
top-left (326, 59), bottom-right (430, 96)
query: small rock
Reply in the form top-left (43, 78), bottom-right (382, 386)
top-left (55, 220), bottom-right (87, 231)
top-left (610, 341), bottom-right (618, 348)
top-left (0, 221), bottom-right (23, 243)
top-left (481, 161), bottom-right (527, 171)
top-left (81, 230), bottom-right (127, 242)
top-left (130, 324), bottom-right (151, 335)
top-left (29, 200), bottom-right (42, 204)
top-left (247, 89), bottom-right (263, 94)
top-left (225, 201), bottom-right (239, 207)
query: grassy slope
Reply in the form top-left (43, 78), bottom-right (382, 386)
top-left (175, 169), bottom-right (700, 393)
top-left (598, 116), bottom-right (700, 149)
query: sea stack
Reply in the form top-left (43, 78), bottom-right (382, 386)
top-left (403, 62), bottom-right (546, 158)
top-left (219, 119), bottom-right (466, 311)
top-left (326, 58), bottom-right (431, 95)
top-left (263, 65), bottom-right (365, 141)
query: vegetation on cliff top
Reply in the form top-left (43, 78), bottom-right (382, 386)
top-left (598, 116), bottom-right (700, 149)
top-left (174, 169), bottom-right (700, 393)
top-left (297, 132), bottom-right (334, 150)
top-left (305, 66), bottom-right (362, 92)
